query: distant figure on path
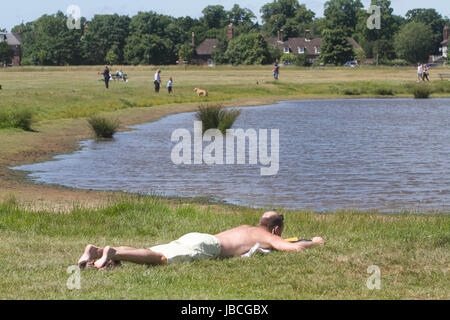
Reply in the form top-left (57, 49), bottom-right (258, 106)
top-left (102, 65), bottom-right (110, 89)
top-left (154, 69), bottom-right (162, 93)
top-left (77, 211), bottom-right (324, 270)
top-left (167, 77), bottom-right (173, 94)
top-left (273, 62), bottom-right (280, 80)
top-left (422, 64), bottom-right (430, 82)
top-left (417, 63), bottom-right (423, 82)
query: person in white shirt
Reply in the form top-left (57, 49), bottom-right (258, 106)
top-left (417, 63), bottom-right (423, 82)
top-left (154, 69), bottom-right (161, 93)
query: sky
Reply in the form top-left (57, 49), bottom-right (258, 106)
top-left (1, 0), bottom-right (449, 31)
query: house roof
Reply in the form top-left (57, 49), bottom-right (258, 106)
top-left (267, 36), bottom-right (361, 55)
top-left (195, 38), bottom-right (218, 55)
top-left (0, 32), bottom-right (22, 46)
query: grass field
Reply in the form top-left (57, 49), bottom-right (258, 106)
top-left (0, 65), bottom-right (449, 299)
top-left (1, 65), bottom-right (450, 125)
top-left (1, 195), bottom-right (449, 299)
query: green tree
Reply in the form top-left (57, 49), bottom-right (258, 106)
top-left (228, 4), bottom-right (256, 26)
top-left (81, 14), bottom-right (130, 65)
top-left (394, 22), bottom-right (435, 64)
top-left (201, 5), bottom-right (228, 29)
top-left (405, 8), bottom-right (449, 54)
top-left (211, 32), bottom-right (230, 65)
top-left (224, 33), bottom-right (272, 65)
top-left (324, 0), bottom-right (364, 36)
top-left (320, 28), bottom-right (355, 65)
top-left (124, 34), bottom-right (173, 65)
top-left (178, 43), bottom-right (194, 62)
top-left (261, 0), bottom-right (315, 39)
top-left (124, 11), bottom-right (182, 65)
top-left (354, 0), bottom-right (404, 59)
top-left (16, 12), bottom-right (85, 65)
top-left (105, 45), bottom-right (120, 65)
top-left (0, 42), bottom-right (14, 64)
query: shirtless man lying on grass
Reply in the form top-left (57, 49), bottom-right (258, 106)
top-left (77, 211), bottom-right (324, 269)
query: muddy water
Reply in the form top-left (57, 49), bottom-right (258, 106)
top-left (14, 98), bottom-right (450, 212)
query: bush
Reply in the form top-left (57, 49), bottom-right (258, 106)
top-left (195, 104), bottom-right (241, 135)
top-left (294, 54), bottom-right (311, 67)
top-left (374, 88), bottom-right (395, 96)
top-left (412, 85), bottom-right (432, 99)
top-left (87, 116), bottom-right (120, 138)
top-left (342, 89), bottom-right (361, 95)
top-left (280, 54), bottom-right (295, 64)
top-left (380, 59), bottom-right (409, 66)
top-left (0, 108), bottom-right (34, 131)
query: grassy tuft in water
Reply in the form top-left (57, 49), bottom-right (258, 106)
top-left (195, 104), bottom-right (242, 135)
top-left (87, 116), bottom-right (120, 138)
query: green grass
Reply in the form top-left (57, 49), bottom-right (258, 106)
top-left (0, 195), bottom-right (448, 299)
top-left (1, 66), bottom-right (450, 131)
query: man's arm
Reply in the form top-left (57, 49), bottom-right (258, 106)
top-left (269, 236), bottom-right (324, 252)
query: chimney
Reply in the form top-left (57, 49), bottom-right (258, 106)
top-left (192, 32), bottom-right (195, 46)
top-left (227, 23), bottom-right (234, 40)
top-left (444, 26), bottom-right (449, 42)
top-left (277, 29), bottom-right (283, 42)
top-left (305, 29), bottom-right (311, 40)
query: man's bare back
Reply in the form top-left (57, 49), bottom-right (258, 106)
top-left (215, 225), bottom-right (278, 258)
top-left (215, 224), bottom-right (323, 258)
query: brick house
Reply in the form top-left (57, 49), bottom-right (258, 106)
top-left (0, 32), bottom-right (22, 66)
top-left (192, 26), bottom-right (362, 65)
top-left (193, 38), bottom-right (218, 66)
top-left (267, 29), bottom-right (362, 64)
top-left (191, 24), bottom-right (233, 65)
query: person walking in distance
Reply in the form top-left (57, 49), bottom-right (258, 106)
top-left (154, 69), bottom-right (162, 93)
top-left (103, 65), bottom-right (110, 89)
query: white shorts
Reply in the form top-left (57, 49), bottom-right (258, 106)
top-left (149, 233), bottom-right (221, 264)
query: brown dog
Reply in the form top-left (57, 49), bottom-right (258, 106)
top-left (194, 88), bottom-right (208, 97)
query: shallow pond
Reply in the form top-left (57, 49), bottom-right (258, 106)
top-left (14, 98), bottom-right (450, 213)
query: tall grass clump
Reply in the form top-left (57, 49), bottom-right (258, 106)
top-left (87, 116), bottom-right (120, 138)
top-left (195, 104), bottom-right (241, 134)
top-left (413, 85), bottom-right (432, 99)
top-left (0, 108), bottom-right (34, 131)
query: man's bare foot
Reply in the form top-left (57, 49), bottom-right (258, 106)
top-left (94, 246), bottom-right (117, 269)
top-left (78, 244), bottom-right (103, 269)
top-left (312, 237), bottom-right (324, 245)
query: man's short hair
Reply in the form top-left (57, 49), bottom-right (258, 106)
top-left (259, 212), bottom-right (284, 231)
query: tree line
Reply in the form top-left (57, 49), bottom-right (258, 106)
top-left (2, 0), bottom-right (449, 66)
